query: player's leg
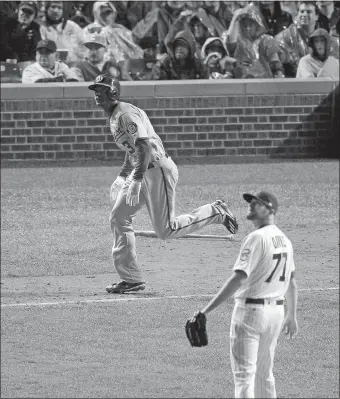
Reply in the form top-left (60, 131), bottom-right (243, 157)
top-left (143, 158), bottom-right (237, 239)
top-left (254, 305), bottom-right (285, 398)
top-left (108, 181), bottom-right (146, 291)
top-left (230, 302), bottom-right (263, 398)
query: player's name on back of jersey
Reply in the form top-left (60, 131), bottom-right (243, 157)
top-left (272, 236), bottom-right (287, 249)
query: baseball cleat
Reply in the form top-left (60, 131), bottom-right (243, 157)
top-left (213, 200), bottom-right (239, 234)
top-left (106, 281), bottom-right (146, 294)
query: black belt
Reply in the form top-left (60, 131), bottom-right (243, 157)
top-left (148, 153), bottom-right (169, 169)
top-left (245, 298), bottom-right (284, 305)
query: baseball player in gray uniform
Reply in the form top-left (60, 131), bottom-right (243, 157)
top-left (88, 74), bottom-right (239, 294)
top-left (192, 191), bottom-right (298, 398)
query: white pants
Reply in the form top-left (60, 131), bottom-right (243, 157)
top-left (230, 300), bottom-right (285, 398)
top-left (109, 157), bottom-right (224, 283)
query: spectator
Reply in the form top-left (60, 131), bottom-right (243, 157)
top-left (69, 2), bottom-right (92, 29)
top-left (296, 28), bottom-right (339, 78)
top-left (83, 1), bottom-right (106, 35)
top-left (188, 13), bottom-right (215, 56)
top-left (83, 1), bottom-right (144, 63)
top-left (108, 1), bottom-right (161, 30)
top-left (317, 1), bottom-right (340, 36)
top-left (39, 1), bottom-right (86, 66)
top-left (107, 1), bottom-right (132, 29)
top-left (132, 1), bottom-right (189, 55)
top-left (280, 1), bottom-right (329, 30)
top-left (125, 1), bottom-right (162, 30)
top-left (201, 36), bottom-right (236, 78)
top-left (200, 1), bottom-right (234, 32)
top-left (224, 4), bottom-right (284, 78)
top-left (258, 1), bottom-right (293, 35)
top-left (275, 1), bottom-right (338, 77)
top-left (1, 1), bottom-right (41, 63)
top-left (151, 29), bottom-right (208, 80)
top-left (71, 33), bottom-right (123, 81)
top-left (22, 39), bottom-right (79, 82)
top-left (165, 9), bottom-right (219, 59)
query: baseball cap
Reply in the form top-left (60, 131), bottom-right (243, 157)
top-left (84, 34), bottom-right (106, 48)
top-left (19, 1), bottom-right (38, 15)
top-left (36, 39), bottom-right (57, 52)
top-left (243, 191), bottom-right (279, 214)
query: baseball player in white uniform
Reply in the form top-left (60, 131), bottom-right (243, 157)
top-left (196, 190), bottom-right (298, 398)
top-left (88, 74), bottom-right (239, 294)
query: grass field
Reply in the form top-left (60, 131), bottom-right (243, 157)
top-left (1, 160), bottom-right (339, 398)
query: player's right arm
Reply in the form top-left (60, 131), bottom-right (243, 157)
top-left (282, 271), bottom-right (298, 339)
top-left (119, 153), bottom-right (134, 179)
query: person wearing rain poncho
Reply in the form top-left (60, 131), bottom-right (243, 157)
top-left (39, 1), bottom-right (86, 65)
top-left (151, 29), bottom-right (207, 80)
top-left (201, 37), bottom-right (237, 79)
top-left (296, 28), bottom-right (339, 79)
top-left (222, 4), bottom-right (284, 79)
top-left (83, 1), bottom-right (144, 64)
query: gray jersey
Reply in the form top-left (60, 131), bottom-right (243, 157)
top-left (109, 102), bottom-right (166, 167)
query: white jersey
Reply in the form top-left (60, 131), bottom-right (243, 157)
top-left (109, 102), bottom-right (166, 167)
top-left (233, 224), bottom-right (295, 300)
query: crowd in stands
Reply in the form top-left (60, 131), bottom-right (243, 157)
top-left (0, 1), bottom-right (339, 83)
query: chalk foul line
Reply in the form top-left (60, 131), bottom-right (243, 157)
top-left (1, 287), bottom-right (338, 308)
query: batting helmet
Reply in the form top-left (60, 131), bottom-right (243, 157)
top-left (88, 74), bottom-right (120, 101)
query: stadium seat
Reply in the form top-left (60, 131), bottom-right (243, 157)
top-left (119, 58), bottom-right (157, 81)
top-left (1, 62), bottom-right (22, 83)
top-left (18, 61), bottom-right (35, 76)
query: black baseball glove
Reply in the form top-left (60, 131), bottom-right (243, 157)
top-left (185, 312), bottom-right (208, 347)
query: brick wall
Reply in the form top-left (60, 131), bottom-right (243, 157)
top-left (1, 79), bottom-right (339, 165)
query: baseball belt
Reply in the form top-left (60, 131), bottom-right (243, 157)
top-left (245, 298), bottom-right (284, 305)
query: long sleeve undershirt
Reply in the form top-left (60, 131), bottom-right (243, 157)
top-left (118, 138), bottom-right (152, 181)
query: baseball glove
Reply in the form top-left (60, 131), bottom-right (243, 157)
top-left (185, 312), bottom-right (208, 347)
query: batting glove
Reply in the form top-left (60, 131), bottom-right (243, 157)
top-left (110, 176), bottom-right (125, 204)
top-left (126, 180), bottom-right (142, 207)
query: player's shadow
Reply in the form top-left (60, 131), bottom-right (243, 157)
top-left (271, 83), bottom-right (340, 159)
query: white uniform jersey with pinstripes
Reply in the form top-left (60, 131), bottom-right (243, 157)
top-left (109, 102), bottom-right (166, 167)
top-left (233, 224), bottom-right (295, 300)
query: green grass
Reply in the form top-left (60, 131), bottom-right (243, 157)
top-left (1, 161), bottom-right (339, 398)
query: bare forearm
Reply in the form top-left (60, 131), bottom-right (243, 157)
top-left (201, 273), bottom-right (245, 315)
top-left (285, 277), bottom-right (298, 317)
